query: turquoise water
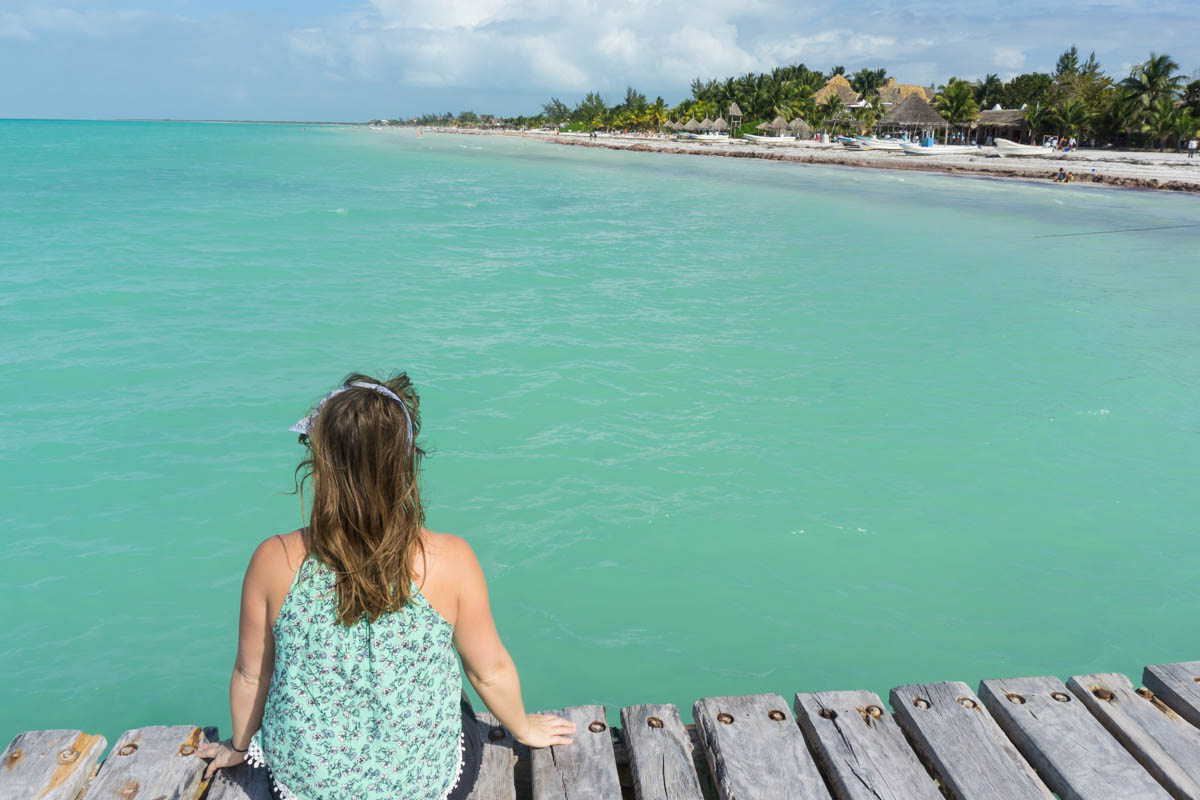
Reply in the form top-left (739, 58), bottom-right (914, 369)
top-left (2, 120), bottom-right (1198, 751)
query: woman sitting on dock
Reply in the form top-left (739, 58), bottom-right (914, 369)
top-left (199, 373), bottom-right (575, 799)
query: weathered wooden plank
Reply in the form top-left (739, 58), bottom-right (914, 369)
top-left (530, 705), bottom-right (621, 800)
top-left (204, 759), bottom-right (274, 800)
top-left (620, 703), bottom-right (704, 800)
top-left (693, 693), bottom-right (832, 800)
top-left (1144, 663), bottom-right (1200, 730)
top-left (979, 676), bottom-right (1173, 800)
top-left (890, 681), bottom-right (1054, 800)
top-left (0, 730), bottom-right (107, 800)
top-left (467, 711), bottom-right (518, 800)
top-left (81, 725), bottom-right (209, 800)
top-left (794, 689), bottom-right (941, 800)
top-left (1068, 672), bottom-right (1200, 800)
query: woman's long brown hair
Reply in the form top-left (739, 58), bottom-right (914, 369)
top-left (294, 372), bottom-right (425, 625)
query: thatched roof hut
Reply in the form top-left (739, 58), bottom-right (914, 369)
top-left (727, 102), bottom-right (743, 118)
top-left (876, 77), bottom-right (936, 107)
top-left (813, 74), bottom-right (861, 106)
top-left (711, 117), bottom-right (729, 132)
top-left (699, 117), bottom-right (714, 131)
top-left (975, 108), bottom-right (1032, 144)
top-left (788, 117), bottom-right (813, 137)
top-left (877, 94), bottom-right (948, 128)
top-left (768, 115), bottom-right (789, 132)
top-left (682, 117), bottom-right (700, 132)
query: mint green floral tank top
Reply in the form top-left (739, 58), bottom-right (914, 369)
top-left (248, 554), bottom-right (463, 800)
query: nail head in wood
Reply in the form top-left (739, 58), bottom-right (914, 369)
top-left (57, 748), bottom-right (79, 764)
top-left (1006, 693), bottom-right (1026, 704)
top-left (646, 716), bottom-right (663, 728)
top-left (818, 708), bottom-right (837, 720)
top-left (1093, 688), bottom-right (1114, 701)
top-left (118, 743), bottom-right (139, 756)
top-left (1050, 692), bottom-right (1071, 703)
top-left (588, 721), bottom-right (606, 733)
top-left (767, 709), bottom-right (786, 721)
top-left (913, 697), bottom-right (930, 709)
top-left (956, 697), bottom-right (977, 708)
top-left (866, 705), bottom-right (883, 718)
top-left (716, 712), bottom-right (734, 725)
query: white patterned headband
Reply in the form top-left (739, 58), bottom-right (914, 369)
top-left (290, 381), bottom-right (414, 448)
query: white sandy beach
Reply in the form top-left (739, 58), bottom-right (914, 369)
top-left (426, 127), bottom-right (1200, 194)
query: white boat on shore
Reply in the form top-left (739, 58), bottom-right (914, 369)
top-left (995, 138), bottom-right (1059, 158)
top-left (676, 132), bottom-right (730, 141)
top-left (899, 143), bottom-right (980, 156)
top-left (854, 136), bottom-right (904, 151)
top-left (743, 134), bottom-right (795, 144)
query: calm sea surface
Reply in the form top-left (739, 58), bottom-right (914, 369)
top-left (2, 120), bottom-right (1198, 749)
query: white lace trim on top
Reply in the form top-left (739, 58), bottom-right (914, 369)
top-left (247, 732), bottom-right (466, 800)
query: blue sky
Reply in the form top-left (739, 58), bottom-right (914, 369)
top-left (2, 0), bottom-right (1197, 121)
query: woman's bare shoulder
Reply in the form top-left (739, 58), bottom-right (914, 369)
top-left (421, 529), bottom-right (481, 577)
top-left (246, 529), bottom-right (308, 582)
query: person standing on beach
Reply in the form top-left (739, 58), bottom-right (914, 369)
top-left (198, 373), bottom-right (575, 800)
top-left (1189, 138), bottom-right (1197, 159)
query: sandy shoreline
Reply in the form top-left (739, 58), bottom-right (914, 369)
top-left (430, 127), bottom-right (1200, 194)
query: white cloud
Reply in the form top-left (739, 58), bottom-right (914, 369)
top-left (991, 47), bottom-right (1025, 72)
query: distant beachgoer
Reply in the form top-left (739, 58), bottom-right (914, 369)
top-left (1189, 138), bottom-right (1197, 158)
top-left (198, 374), bottom-right (576, 800)
top-left (1069, 136), bottom-right (1077, 149)
top-left (1054, 168), bottom-right (1067, 182)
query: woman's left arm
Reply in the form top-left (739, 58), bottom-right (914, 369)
top-left (200, 537), bottom-right (280, 779)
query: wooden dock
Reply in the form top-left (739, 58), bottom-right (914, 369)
top-left (6, 660), bottom-right (1200, 800)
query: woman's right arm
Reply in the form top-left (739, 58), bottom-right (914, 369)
top-left (448, 536), bottom-right (575, 748)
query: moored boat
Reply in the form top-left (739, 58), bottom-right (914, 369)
top-left (854, 136), bottom-right (904, 151)
top-left (995, 137), bottom-right (1058, 158)
top-left (899, 142), bottom-right (980, 156)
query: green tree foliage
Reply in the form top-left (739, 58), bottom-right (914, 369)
top-left (1054, 99), bottom-right (1091, 138)
top-left (574, 92), bottom-right (608, 128)
top-left (1121, 52), bottom-right (1185, 112)
top-left (1054, 45), bottom-right (1080, 78)
top-left (849, 68), bottom-right (888, 96)
top-left (975, 73), bottom-right (1003, 109)
top-left (1002, 73), bottom-right (1053, 109)
top-left (1184, 80), bottom-right (1200, 113)
top-left (936, 78), bottom-right (980, 124)
top-left (541, 98), bottom-right (570, 124)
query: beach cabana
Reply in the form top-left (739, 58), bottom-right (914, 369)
top-left (699, 117), bottom-right (714, 132)
top-left (788, 117), bottom-right (813, 138)
top-left (975, 109), bottom-right (1032, 145)
top-left (875, 94), bottom-right (948, 142)
top-left (682, 118), bottom-right (700, 132)
top-left (711, 117), bottom-right (729, 133)
top-left (767, 116), bottom-right (789, 136)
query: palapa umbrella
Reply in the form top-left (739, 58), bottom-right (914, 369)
top-left (711, 117), bottom-right (729, 132)
top-left (788, 117), bottom-right (813, 137)
top-left (682, 117), bottom-right (700, 132)
top-left (698, 117), bottom-right (714, 131)
top-left (768, 116), bottom-right (789, 135)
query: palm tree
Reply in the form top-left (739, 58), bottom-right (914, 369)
top-left (936, 79), bottom-right (979, 141)
top-left (1142, 98), bottom-right (1179, 151)
top-left (820, 95), bottom-right (844, 132)
top-left (1122, 52), bottom-right (1185, 113)
top-left (850, 68), bottom-right (888, 96)
top-left (976, 74), bottom-right (1003, 109)
top-left (1023, 102), bottom-right (1054, 141)
top-left (1055, 99), bottom-right (1091, 140)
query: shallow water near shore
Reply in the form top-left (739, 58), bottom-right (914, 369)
top-left (2, 119), bottom-right (1198, 749)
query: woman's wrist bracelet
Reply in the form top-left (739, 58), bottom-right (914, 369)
top-left (231, 744), bottom-right (249, 753)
